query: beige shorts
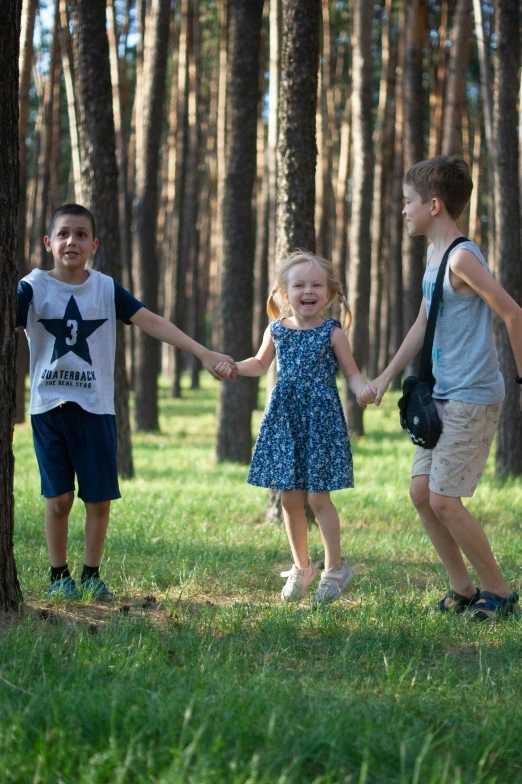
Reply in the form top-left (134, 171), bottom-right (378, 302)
top-left (411, 399), bottom-right (502, 497)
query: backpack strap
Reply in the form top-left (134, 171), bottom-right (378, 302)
top-left (418, 236), bottom-right (469, 383)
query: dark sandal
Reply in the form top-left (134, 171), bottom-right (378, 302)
top-left (438, 587), bottom-right (480, 613)
top-left (465, 591), bottom-right (519, 621)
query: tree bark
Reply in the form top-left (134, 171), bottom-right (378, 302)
top-left (171, 0), bottom-right (191, 398)
top-left (215, 0), bottom-right (264, 464)
top-left (402, 0), bottom-right (427, 375)
top-left (69, 0), bottom-right (134, 478)
top-left (0, 0), bottom-right (23, 611)
top-left (441, 0), bottom-right (473, 156)
top-left (473, 0), bottom-right (495, 265)
top-left (15, 0), bottom-right (37, 424)
top-left (368, 0), bottom-right (396, 380)
top-left (385, 0), bottom-right (405, 385)
top-left (36, 1), bottom-right (60, 271)
top-left (59, 0), bottom-right (82, 203)
top-left (428, 0), bottom-right (449, 158)
top-left (266, 0), bottom-right (320, 521)
top-left (134, 0), bottom-right (171, 429)
top-left (493, 0), bottom-right (522, 477)
top-left (344, 0), bottom-right (374, 437)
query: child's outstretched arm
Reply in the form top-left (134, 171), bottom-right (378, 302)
top-left (331, 327), bottom-right (373, 408)
top-left (450, 249), bottom-right (522, 409)
top-left (215, 326), bottom-right (275, 379)
top-left (130, 308), bottom-right (236, 380)
top-left (370, 302), bottom-right (427, 405)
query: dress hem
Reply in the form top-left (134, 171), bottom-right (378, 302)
top-left (247, 480), bottom-right (354, 492)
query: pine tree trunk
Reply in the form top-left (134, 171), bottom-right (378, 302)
top-left (266, 0), bottom-right (320, 522)
top-left (428, 0), bottom-right (449, 158)
top-left (368, 0), bottom-right (396, 380)
top-left (36, 2), bottom-right (60, 271)
top-left (69, 0), bottom-right (134, 478)
top-left (344, 0), bottom-right (373, 437)
top-left (215, 0), bottom-right (264, 464)
top-left (493, 0), bottom-right (522, 477)
top-left (386, 1), bottom-right (405, 386)
top-left (171, 0), bottom-right (191, 398)
top-left (402, 0), bottom-right (426, 376)
top-left (473, 0), bottom-right (495, 265)
top-left (441, 0), bottom-right (473, 156)
top-left (187, 1), bottom-right (202, 390)
top-left (134, 0), bottom-right (171, 429)
top-left (0, 0), bottom-right (23, 611)
top-left (15, 0), bottom-right (37, 425)
top-left (59, 0), bottom-right (82, 203)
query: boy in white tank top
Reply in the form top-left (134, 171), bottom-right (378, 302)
top-left (362, 156), bottom-right (522, 620)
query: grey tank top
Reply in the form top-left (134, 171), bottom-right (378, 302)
top-left (422, 240), bottom-right (505, 404)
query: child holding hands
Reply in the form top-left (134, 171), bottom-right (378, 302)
top-left (217, 251), bottom-right (373, 606)
top-left (361, 156), bottom-right (522, 620)
top-left (18, 204), bottom-right (236, 599)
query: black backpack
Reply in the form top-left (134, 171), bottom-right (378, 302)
top-left (398, 237), bottom-right (468, 449)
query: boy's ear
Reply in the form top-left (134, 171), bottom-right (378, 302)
top-left (430, 197), bottom-right (443, 216)
top-left (91, 238), bottom-right (99, 254)
top-left (43, 235), bottom-right (53, 252)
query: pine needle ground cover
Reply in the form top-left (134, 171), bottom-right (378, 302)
top-left (4, 379), bottom-right (522, 784)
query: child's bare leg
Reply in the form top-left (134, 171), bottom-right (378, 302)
top-left (45, 492), bottom-right (74, 567)
top-left (307, 492), bottom-right (342, 572)
top-left (281, 490), bottom-right (309, 568)
top-left (84, 501), bottom-right (111, 567)
top-left (410, 476), bottom-right (476, 597)
top-left (429, 492), bottom-right (510, 597)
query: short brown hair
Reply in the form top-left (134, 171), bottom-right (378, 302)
top-left (403, 155), bottom-right (473, 218)
top-left (48, 204), bottom-right (96, 238)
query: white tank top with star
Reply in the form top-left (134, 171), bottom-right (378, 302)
top-left (21, 268), bottom-right (119, 415)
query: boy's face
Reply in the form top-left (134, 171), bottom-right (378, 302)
top-left (43, 215), bottom-right (98, 273)
top-left (402, 184), bottom-right (433, 236)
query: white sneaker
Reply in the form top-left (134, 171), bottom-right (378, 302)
top-left (280, 559), bottom-right (318, 602)
top-left (312, 559), bottom-right (354, 606)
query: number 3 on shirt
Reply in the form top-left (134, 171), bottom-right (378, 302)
top-left (66, 319), bottom-right (78, 346)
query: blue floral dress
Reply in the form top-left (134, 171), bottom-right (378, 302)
top-left (248, 318), bottom-right (354, 492)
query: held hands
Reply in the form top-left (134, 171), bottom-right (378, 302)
top-left (356, 383), bottom-right (377, 409)
top-left (202, 350), bottom-right (237, 381)
top-left (369, 374), bottom-right (391, 406)
top-left (356, 373), bottom-right (392, 408)
top-left (214, 358), bottom-right (237, 381)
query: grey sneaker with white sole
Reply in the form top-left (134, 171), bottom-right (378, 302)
top-left (280, 559), bottom-right (318, 602)
top-left (312, 559), bottom-right (354, 606)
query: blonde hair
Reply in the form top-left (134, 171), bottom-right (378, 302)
top-left (267, 250), bottom-right (352, 332)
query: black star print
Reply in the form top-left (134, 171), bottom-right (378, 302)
top-left (38, 296), bottom-right (107, 366)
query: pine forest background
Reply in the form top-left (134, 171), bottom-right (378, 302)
top-left (13, 0), bottom-right (522, 480)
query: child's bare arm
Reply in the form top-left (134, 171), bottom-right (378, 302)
top-left (331, 327), bottom-right (369, 401)
top-left (371, 303), bottom-right (428, 404)
top-left (130, 308), bottom-right (236, 380)
top-left (217, 326), bottom-right (275, 378)
top-left (451, 249), bottom-right (522, 373)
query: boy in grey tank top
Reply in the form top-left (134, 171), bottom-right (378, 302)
top-left (361, 156), bottom-right (522, 620)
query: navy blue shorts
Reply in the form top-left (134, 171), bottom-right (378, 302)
top-left (31, 403), bottom-right (121, 503)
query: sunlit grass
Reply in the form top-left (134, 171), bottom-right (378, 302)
top-left (4, 375), bottom-right (522, 784)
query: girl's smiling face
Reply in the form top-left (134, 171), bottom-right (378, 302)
top-left (284, 261), bottom-right (330, 324)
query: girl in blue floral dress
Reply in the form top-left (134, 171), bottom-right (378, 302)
top-left (216, 252), bottom-right (374, 605)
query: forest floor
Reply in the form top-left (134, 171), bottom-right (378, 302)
top-left (4, 376), bottom-right (522, 783)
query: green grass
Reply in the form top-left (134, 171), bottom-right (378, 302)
top-left (4, 376), bottom-right (522, 783)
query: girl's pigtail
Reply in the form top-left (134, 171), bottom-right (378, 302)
top-left (339, 293), bottom-right (352, 333)
top-left (267, 287), bottom-right (281, 321)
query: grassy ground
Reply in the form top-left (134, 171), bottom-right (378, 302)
top-left (3, 377), bottom-right (522, 783)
